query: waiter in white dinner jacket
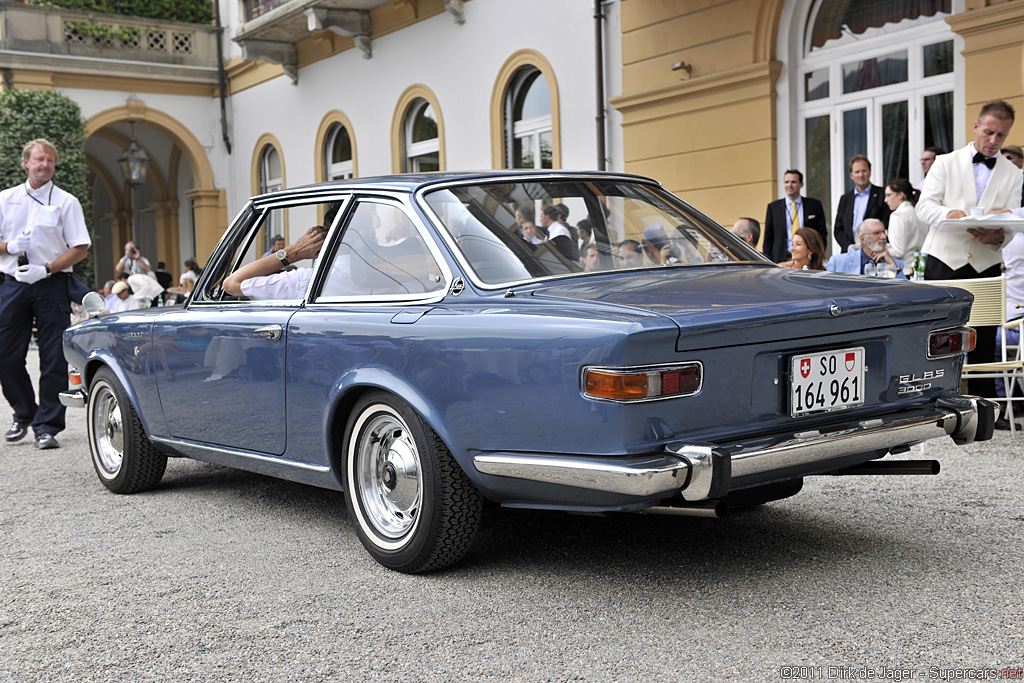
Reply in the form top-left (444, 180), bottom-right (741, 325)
top-left (916, 99), bottom-right (1022, 278)
top-left (915, 99), bottom-right (1023, 407)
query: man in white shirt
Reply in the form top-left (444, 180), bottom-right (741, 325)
top-left (0, 139), bottom-right (91, 449)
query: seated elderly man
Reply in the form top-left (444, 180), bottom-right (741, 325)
top-left (825, 218), bottom-right (907, 278)
top-left (223, 226), bottom-right (327, 300)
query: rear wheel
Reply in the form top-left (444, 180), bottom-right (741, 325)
top-left (344, 392), bottom-right (482, 573)
top-left (87, 367), bottom-right (166, 493)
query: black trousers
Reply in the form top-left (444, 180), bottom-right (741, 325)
top-left (924, 256), bottom-right (1001, 399)
top-left (0, 273), bottom-right (72, 437)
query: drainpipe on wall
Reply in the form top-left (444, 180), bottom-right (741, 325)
top-left (593, 0), bottom-right (607, 171)
top-left (214, 1), bottom-right (232, 154)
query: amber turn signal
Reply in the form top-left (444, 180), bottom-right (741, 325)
top-left (583, 363), bottom-right (702, 402)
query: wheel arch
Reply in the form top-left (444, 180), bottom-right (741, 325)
top-left (82, 354), bottom-right (156, 438)
top-left (324, 369), bottom-right (465, 487)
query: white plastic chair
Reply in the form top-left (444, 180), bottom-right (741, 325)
top-left (929, 276), bottom-right (1024, 435)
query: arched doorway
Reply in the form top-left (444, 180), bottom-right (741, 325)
top-left (85, 101), bottom-right (225, 285)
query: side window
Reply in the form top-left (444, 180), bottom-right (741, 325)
top-left (320, 202), bottom-right (445, 299)
top-left (199, 200), bottom-right (342, 302)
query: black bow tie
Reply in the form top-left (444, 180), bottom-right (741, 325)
top-left (973, 151), bottom-right (996, 169)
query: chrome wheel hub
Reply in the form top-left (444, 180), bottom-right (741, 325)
top-left (356, 413), bottom-right (422, 539)
top-left (91, 386), bottom-right (124, 475)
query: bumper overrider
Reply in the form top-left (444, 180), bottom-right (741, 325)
top-left (473, 396), bottom-right (995, 504)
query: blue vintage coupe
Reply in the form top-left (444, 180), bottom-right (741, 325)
top-left (61, 171), bottom-right (993, 572)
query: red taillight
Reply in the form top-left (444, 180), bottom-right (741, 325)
top-left (928, 328), bottom-right (976, 358)
top-left (583, 363), bottom-right (702, 402)
top-left (659, 366), bottom-right (701, 396)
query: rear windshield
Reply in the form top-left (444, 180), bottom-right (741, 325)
top-left (422, 179), bottom-right (763, 286)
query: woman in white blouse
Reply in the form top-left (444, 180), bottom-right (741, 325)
top-left (883, 178), bottom-right (928, 263)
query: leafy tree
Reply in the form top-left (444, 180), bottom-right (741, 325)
top-left (0, 89), bottom-right (95, 285)
top-left (26, 0), bottom-right (213, 25)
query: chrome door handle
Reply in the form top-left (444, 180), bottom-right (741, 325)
top-left (255, 324), bottom-right (283, 341)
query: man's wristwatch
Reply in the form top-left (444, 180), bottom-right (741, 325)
top-left (276, 249), bottom-right (290, 268)
top-left (44, 264), bottom-right (51, 278)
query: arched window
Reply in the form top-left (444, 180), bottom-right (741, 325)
top-left (791, 0), bottom-right (956, 235)
top-left (259, 145), bottom-right (282, 194)
top-left (505, 66), bottom-right (552, 169)
top-left (404, 99), bottom-right (440, 173)
top-left (325, 123), bottom-right (353, 180)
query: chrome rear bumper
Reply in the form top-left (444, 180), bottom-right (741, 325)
top-left (472, 396), bottom-right (995, 503)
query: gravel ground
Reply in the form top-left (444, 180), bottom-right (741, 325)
top-left (1, 349), bottom-right (1022, 682)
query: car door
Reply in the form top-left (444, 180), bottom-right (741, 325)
top-left (154, 196), bottom-right (347, 455)
top-left (283, 197), bottom-right (452, 465)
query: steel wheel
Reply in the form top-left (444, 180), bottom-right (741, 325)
top-left (90, 383), bottom-right (125, 476)
top-left (87, 367), bottom-right (166, 494)
top-left (344, 391), bottom-right (482, 573)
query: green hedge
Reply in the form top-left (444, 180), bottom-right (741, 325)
top-left (27, 0), bottom-right (213, 25)
top-left (0, 90), bottom-right (95, 286)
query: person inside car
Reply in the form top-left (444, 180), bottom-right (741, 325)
top-left (223, 225), bottom-right (327, 300)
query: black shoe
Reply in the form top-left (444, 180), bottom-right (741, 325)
top-left (993, 418), bottom-right (1020, 431)
top-left (5, 419), bottom-right (28, 443)
top-left (34, 433), bottom-right (59, 450)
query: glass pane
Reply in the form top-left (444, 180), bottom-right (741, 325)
top-left (842, 51), bottom-right (907, 94)
top-left (321, 203), bottom-right (444, 298)
top-left (881, 100), bottom-right (909, 185)
top-left (804, 69), bottom-right (829, 101)
top-left (539, 131), bottom-right (553, 169)
top-left (412, 103), bottom-right (438, 143)
top-left (923, 40), bottom-right (953, 77)
top-left (263, 147), bottom-right (281, 181)
top-left (810, 0), bottom-right (951, 51)
top-left (805, 115), bottom-right (831, 221)
top-left (411, 153), bottom-right (440, 173)
top-left (843, 108), bottom-right (867, 192)
top-left (514, 71), bottom-right (550, 122)
top-left (330, 125), bottom-right (351, 164)
top-left (924, 91), bottom-right (954, 153)
top-left (423, 180), bottom-right (755, 286)
top-left (513, 134), bottom-right (533, 169)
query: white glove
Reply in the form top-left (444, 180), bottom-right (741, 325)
top-left (14, 264), bottom-right (47, 284)
top-left (6, 232), bottom-right (31, 256)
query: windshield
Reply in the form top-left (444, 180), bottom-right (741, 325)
top-left (422, 179), bottom-right (763, 286)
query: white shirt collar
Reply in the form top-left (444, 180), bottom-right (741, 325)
top-left (24, 180), bottom-right (54, 201)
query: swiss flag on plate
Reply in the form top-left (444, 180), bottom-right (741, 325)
top-left (800, 358), bottom-right (810, 378)
top-left (846, 352), bottom-right (856, 371)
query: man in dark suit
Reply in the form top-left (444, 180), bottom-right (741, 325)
top-left (833, 155), bottom-right (890, 253)
top-left (762, 169), bottom-right (827, 262)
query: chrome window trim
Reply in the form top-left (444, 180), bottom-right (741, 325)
top-left (581, 360), bottom-right (705, 403)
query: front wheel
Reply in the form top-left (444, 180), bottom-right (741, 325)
top-left (87, 367), bottom-right (166, 494)
top-left (343, 392), bottom-right (482, 573)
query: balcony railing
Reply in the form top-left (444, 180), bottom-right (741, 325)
top-left (0, 1), bottom-right (219, 69)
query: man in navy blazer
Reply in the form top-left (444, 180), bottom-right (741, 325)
top-left (833, 155), bottom-right (890, 253)
top-left (762, 169), bottom-right (827, 262)
top-left (825, 219), bottom-right (906, 278)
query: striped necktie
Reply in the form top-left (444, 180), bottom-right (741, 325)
top-left (790, 201), bottom-right (800, 236)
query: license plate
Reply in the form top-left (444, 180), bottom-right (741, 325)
top-left (790, 347), bottom-right (865, 417)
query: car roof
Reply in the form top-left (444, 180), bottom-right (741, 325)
top-left (251, 169), bottom-right (661, 203)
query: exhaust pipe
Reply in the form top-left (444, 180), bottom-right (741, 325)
top-left (831, 460), bottom-right (940, 476)
top-left (639, 501), bottom-right (727, 518)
